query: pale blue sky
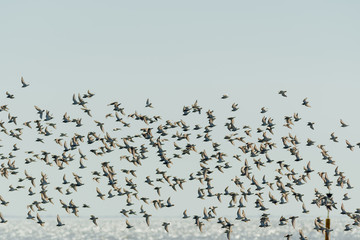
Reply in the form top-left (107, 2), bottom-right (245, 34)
top-left (0, 1), bottom-right (359, 229)
top-left (1, 1), bottom-right (360, 89)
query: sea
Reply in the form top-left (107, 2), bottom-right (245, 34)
top-left (0, 217), bottom-right (358, 239)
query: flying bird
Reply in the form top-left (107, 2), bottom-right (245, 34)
top-left (36, 213), bottom-right (45, 226)
top-left (307, 122), bottom-right (315, 130)
top-left (162, 222), bottom-right (170, 232)
top-left (126, 219), bottom-right (133, 229)
top-left (6, 91), bottom-right (14, 99)
top-left (56, 215), bottom-right (65, 227)
top-left (330, 132), bottom-right (338, 142)
top-left (346, 140), bottom-right (354, 151)
top-left (0, 212), bottom-right (7, 223)
top-left (278, 90), bottom-right (287, 97)
top-left (90, 215), bottom-right (98, 226)
top-left (340, 119), bottom-right (348, 127)
top-left (21, 77), bottom-right (30, 87)
top-left (145, 99), bottom-right (153, 108)
top-left (302, 98), bottom-right (310, 107)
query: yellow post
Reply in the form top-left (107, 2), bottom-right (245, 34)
top-left (325, 217), bottom-right (330, 240)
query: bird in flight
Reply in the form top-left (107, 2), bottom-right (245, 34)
top-left (278, 90), bottom-right (287, 97)
top-left (21, 77), bottom-right (30, 88)
top-left (56, 215), bottom-right (65, 227)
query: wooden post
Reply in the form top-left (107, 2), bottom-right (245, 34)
top-left (325, 217), bottom-right (330, 240)
top-left (325, 192), bottom-right (332, 240)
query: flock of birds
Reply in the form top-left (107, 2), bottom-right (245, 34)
top-left (0, 78), bottom-right (358, 239)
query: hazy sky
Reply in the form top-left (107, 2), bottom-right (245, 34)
top-left (0, 0), bottom-right (359, 230)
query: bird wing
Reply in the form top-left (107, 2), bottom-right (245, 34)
top-left (72, 94), bottom-right (78, 104)
top-left (302, 203), bottom-right (307, 212)
top-left (145, 215), bottom-right (150, 226)
top-left (57, 215), bottom-right (62, 224)
top-left (237, 208), bottom-right (241, 218)
top-left (341, 203), bottom-right (346, 212)
top-left (291, 217), bottom-right (296, 228)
